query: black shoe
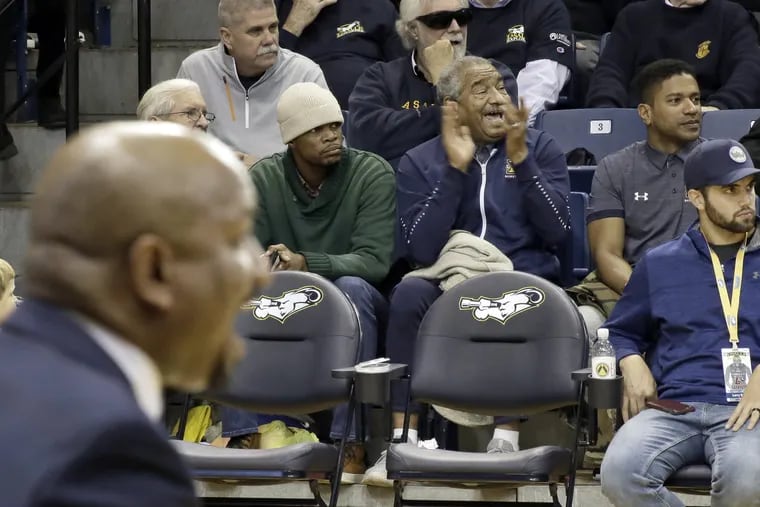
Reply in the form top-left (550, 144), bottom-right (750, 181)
top-left (37, 98), bottom-right (66, 130)
top-left (226, 432), bottom-right (260, 449)
top-left (0, 124), bottom-right (19, 161)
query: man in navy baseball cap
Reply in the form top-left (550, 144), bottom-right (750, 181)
top-left (600, 138), bottom-right (760, 506)
top-left (684, 139), bottom-right (759, 238)
top-left (685, 139), bottom-right (760, 190)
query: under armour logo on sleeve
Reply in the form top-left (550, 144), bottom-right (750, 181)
top-left (634, 192), bottom-right (649, 201)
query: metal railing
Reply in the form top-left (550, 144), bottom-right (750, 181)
top-left (1, 0), bottom-right (81, 136)
top-left (65, 0), bottom-right (79, 135)
top-left (137, 0), bottom-right (151, 98)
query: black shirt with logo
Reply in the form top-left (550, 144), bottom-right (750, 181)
top-left (467, 0), bottom-right (574, 77)
top-left (347, 55), bottom-right (443, 169)
top-left (586, 0), bottom-right (760, 109)
top-left (275, 0), bottom-right (405, 108)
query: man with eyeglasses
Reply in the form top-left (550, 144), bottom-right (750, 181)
top-left (466, 0), bottom-right (573, 125)
top-left (348, 0), bottom-right (518, 170)
top-left (137, 79), bottom-right (255, 167)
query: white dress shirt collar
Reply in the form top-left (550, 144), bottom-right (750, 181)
top-left (72, 313), bottom-right (164, 423)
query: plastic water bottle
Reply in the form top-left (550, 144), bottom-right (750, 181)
top-left (591, 328), bottom-right (616, 379)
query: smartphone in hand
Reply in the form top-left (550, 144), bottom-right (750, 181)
top-left (646, 399), bottom-right (695, 415)
top-left (269, 251), bottom-right (281, 271)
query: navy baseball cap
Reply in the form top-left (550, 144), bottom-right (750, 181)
top-left (684, 139), bottom-right (760, 190)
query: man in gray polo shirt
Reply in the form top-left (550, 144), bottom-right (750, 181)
top-left (570, 59), bottom-right (703, 328)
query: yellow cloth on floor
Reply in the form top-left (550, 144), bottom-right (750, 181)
top-left (258, 420), bottom-right (319, 449)
top-left (171, 405), bottom-right (212, 443)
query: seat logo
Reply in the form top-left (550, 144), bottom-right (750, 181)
top-left (634, 192), bottom-right (649, 201)
top-left (459, 287), bottom-right (545, 324)
top-left (241, 286), bottom-right (323, 323)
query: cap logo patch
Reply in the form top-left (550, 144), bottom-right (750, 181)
top-left (730, 146), bottom-right (747, 163)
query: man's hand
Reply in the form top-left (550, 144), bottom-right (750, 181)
top-left (620, 355), bottom-right (658, 422)
top-left (671, 0), bottom-right (707, 6)
top-left (441, 102), bottom-right (475, 173)
top-left (726, 366), bottom-right (760, 431)
top-left (504, 97), bottom-right (530, 165)
top-left (282, 0), bottom-right (338, 37)
top-left (264, 244), bottom-right (308, 272)
top-left (236, 151), bottom-right (257, 168)
top-left (422, 40), bottom-right (455, 85)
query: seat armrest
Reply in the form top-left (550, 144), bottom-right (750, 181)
top-left (332, 363), bottom-right (408, 405)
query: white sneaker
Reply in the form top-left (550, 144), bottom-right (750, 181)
top-left (361, 450), bottom-right (393, 487)
top-left (486, 438), bottom-right (516, 454)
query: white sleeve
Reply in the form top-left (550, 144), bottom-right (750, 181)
top-left (516, 59), bottom-right (571, 125)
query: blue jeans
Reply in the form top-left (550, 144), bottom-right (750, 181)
top-left (220, 276), bottom-right (386, 442)
top-left (601, 402), bottom-right (760, 507)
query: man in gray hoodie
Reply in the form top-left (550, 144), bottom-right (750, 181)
top-left (178, 0), bottom-right (328, 162)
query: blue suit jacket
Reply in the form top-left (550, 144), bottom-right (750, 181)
top-left (0, 299), bottom-right (198, 507)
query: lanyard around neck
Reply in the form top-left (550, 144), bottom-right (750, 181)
top-left (705, 233), bottom-right (748, 348)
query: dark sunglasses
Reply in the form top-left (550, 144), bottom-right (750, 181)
top-left (415, 8), bottom-right (472, 30)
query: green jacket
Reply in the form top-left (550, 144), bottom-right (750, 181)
top-left (250, 147), bottom-right (396, 284)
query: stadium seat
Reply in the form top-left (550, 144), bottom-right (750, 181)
top-left (387, 271), bottom-right (587, 507)
top-left (173, 271), bottom-right (361, 507)
top-left (569, 165), bottom-right (595, 193)
top-left (599, 32), bottom-right (611, 57)
top-left (701, 109), bottom-right (760, 141)
top-left (535, 108), bottom-right (645, 163)
top-left (558, 191), bottom-right (591, 287)
top-left (570, 191), bottom-right (591, 282)
top-left (665, 464), bottom-right (711, 494)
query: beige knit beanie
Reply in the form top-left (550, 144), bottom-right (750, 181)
top-left (277, 83), bottom-right (344, 144)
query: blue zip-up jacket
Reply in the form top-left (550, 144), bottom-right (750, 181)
top-left (397, 129), bottom-right (570, 282)
top-left (607, 224), bottom-right (760, 405)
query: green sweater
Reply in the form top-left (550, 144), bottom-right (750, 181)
top-left (250, 147), bottom-right (396, 284)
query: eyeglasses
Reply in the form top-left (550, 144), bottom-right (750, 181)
top-left (160, 109), bottom-right (216, 124)
top-left (415, 8), bottom-right (472, 30)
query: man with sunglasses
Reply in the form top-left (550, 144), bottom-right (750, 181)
top-left (466, 0), bottom-right (573, 125)
top-left (348, 0), bottom-right (518, 170)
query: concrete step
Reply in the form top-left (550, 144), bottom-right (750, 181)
top-left (78, 46), bottom-right (206, 115)
top-left (127, 0), bottom-right (218, 45)
top-left (0, 205), bottom-right (28, 286)
top-left (194, 478), bottom-right (711, 507)
top-left (0, 123), bottom-right (58, 276)
top-left (0, 123), bottom-right (65, 196)
top-left (5, 45), bottom-right (210, 118)
top-left (106, 0), bottom-right (218, 48)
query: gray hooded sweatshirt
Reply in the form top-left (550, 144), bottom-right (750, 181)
top-left (178, 43), bottom-right (327, 158)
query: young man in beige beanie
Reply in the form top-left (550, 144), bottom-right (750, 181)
top-left (221, 82), bottom-right (396, 483)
